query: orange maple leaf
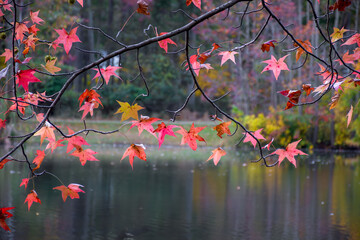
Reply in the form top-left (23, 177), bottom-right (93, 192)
top-left (272, 139), bottom-right (307, 167)
top-left (121, 144), bottom-right (147, 169)
top-left (70, 146), bottom-right (99, 166)
top-left (34, 121), bottom-right (55, 144)
top-left (32, 149), bottom-right (45, 171)
top-left (137, 0), bottom-right (150, 15)
top-left (0, 159), bottom-right (11, 169)
top-left (294, 39), bottom-right (313, 62)
top-left (177, 123), bottom-right (206, 151)
top-left (53, 183), bottom-right (85, 202)
top-left (20, 178), bottom-right (30, 189)
top-left (24, 190), bottom-right (41, 211)
top-left (261, 40), bottom-right (277, 52)
top-left (114, 101), bottom-right (144, 121)
top-left (207, 147), bottom-right (226, 166)
top-left (65, 127), bottom-right (90, 153)
top-left (41, 59), bottom-right (61, 75)
top-left (213, 121), bottom-right (231, 138)
top-left (278, 89), bottom-right (302, 110)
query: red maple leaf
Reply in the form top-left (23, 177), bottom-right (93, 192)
top-left (0, 118), bottom-right (6, 129)
top-left (329, 0), bottom-right (352, 11)
top-left (28, 24), bottom-right (40, 35)
top-left (0, 159), bottom-right (11, 169)
top-left (342, 33), bottom-right (360, 47)
top-left (153, 122), bottom-right (179, 148)
top-left (78, 89), bottom-right (102, 107)
top-left (45, 139), bottom-right (65, 153)
top-left (77, 0), bottom-right (83, 7)
top-left (130, 115), bottom-right (160, 138)
top-left (70, 146), bottom-right (99, 166)
top-left (32, 149), bottom-right (45, 171)
top-left (20, 178), bottom-right (30, 189)
top-left (5, 97), bottom-right (28, 115)
top-left (261, 55), bottom-right (289, 80)
top-left (121, 144), bottom-right (147, 169)
top-left (243, 129), bottom-right (266, 148)
top-left (0, 207), bottom-right (15, 232)
top-left (262, 138), bottom-right (274, 151)
top-left (1, 49), bottom-right (12, 63)
top-left (177, 123), bottom-right (206, 151)
top-left (79, 101), bottom-right (100, 120)
top-left (54, 27), bottom-right (81, 54)
top-left (261, 40), bottom-right (277, 52)
top-left (186, 0), bottom-right (201, 10)
top-left (92, 66), bottom-right (122, 84)
top-left (156, 28), bottom-right (177, 53)
top-left (65, 127), bottom-right (90, 153)
top-left (218, 51), bottom-right (238, 66)
top-left (53, 183), bottom-right (85, 202)
top-left (213, 121), bottom-right (231, 138)
top-left (24, 190), bottom-right (41, 211)
top-left (29, 10), bottom-right (44, 25)
top-left (15, 69), bottom-right (41, 92)
top-left (278, 89), bottom-right (302, 110)
top-left (272, 139), bottom-right (307, 167)
top-left (207, 147), bottom-right (226, 166)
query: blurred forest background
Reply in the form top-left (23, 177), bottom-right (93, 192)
top-left (1, 0), bottom-right (360, 148)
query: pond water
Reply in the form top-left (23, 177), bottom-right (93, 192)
top-left (0, 145), bottom-right (360, 240)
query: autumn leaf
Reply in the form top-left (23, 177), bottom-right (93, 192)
top-left (329, 93), bottom-right (341, 110)
top-left (0, 207), bottom-right (15, 232)
top-left (114, 101), bottom-right (144, 121)
top-left (0, 119), bottom-right (6, 129)
top-left (278, 89), bottom-right (302, 110)
top-left (130, 115), bottom-right (160, 138)
top-left (121, 144), bottom-right (147, 169)
top-left (28, 24), bottom-right (40, 35)
top-left (15, 69), bottom-right (41, 92)
top-left (1, 49), bottom-right (12, 63)
top-left (42, 59), bottom-right (61, 75)
top-left (213, 121), bottom-right (231, 138)
top-left (24, 190), bottom-right (41, 211)
top-left (186, 0), bottom-right (201, 10)
top-left (32, 149), bottom-right (46, 171)
top-left (197, 43), bottom-right (220, 63)
top-left (302, 84), bottom-right (314, 96)
top-left (329, 0), bottom-right (352, 11)
top-left (78, 89), bottom-right (102, 107)
top-left (153, 122), bottom-right (179, 148)
top-left (45, 139), bottom-right (65, 153)
top-left (218, 51), bottom-right (238, 66)
top-left (176, 123), bottom-right (206, 151)
top-left (92, 66), bottom-right (122, 84)
top-left (342, 33), bottom-right (360, 47)
top-left (0, 159), bottom-right (11, 169)
top-left (15, 22), bottom-right (29, 41)
top-left (157, 31), bottom-right (177, 53)
top-left (53, 183), bottom-right (85, 202)
top-left (346, 105), bottom-right (353, 128)
top-left (20, 178), bottom-right (30, 189)
top-left (77, 0), bottom-right (83, 7)
top-left (330, 27), bottom-right (348, 42)
top-left (70, 146), bottom-right (99, 166)
top-left (294, 39), bottom-right (313, 62)
top-left (272, 139), bottom-right (307, 167)
top-left (54, 27), bottom-right (81, 54)
top-left (34, 121), bottom-right (55, 144)
top-left (243, 129), bottom-right (266, 148)
top-left (137, 0), bottom-right (150, 15)
top-left (262, 138), bottom-right (274, 150)
top-left (5, 97), bottom-right (28, 115)
top-left (65, 127), bottom-right (90, 153)
top-left (29, 10), bottom-right (44, 25)
top-left (207, 147), bottom-right (226, 166)
top-left (261, 40), bottom-right (277, 52)
top-left (261, 55), bottom-right (289, 80)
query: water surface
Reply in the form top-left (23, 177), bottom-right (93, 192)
top-left (0, 146), bottom-right (359, 240)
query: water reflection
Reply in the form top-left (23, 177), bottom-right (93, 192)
top-left (0, 147), bottom-right (359, 240)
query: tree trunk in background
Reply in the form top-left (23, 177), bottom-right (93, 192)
top-left (312, 1), bottom-right (320, 146)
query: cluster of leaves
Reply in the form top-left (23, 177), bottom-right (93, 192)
top-left (0, 0), bottom-right (359, 232)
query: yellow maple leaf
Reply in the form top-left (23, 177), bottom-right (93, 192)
top-left (330, 27), bottom-right (348, 43)
top-left (114, 101), bottom-right (144, 121)
top-left (41, 59), bottom-right (61, 75)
